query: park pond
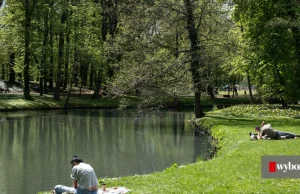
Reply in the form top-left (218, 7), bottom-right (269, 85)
top-left (0, 108), bottom-right (213, 194)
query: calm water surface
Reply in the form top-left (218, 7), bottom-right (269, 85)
top-left (0, 109), bottom-right (212, 194)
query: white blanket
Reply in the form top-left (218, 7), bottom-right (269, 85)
top-left (98, 187), bottom-right (130, 194)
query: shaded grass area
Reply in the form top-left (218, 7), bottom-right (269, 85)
top-left (175, 96), bottom-right (251, 108)
top-left (38, 106), bottom-right (300, 194)
top-left (0, 94), bottom-right (251, 111)
top-left (0, 94), bottom-right (137, 110)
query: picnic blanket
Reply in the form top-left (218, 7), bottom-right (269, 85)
top-left (97, 187), bottom-right (130, 194)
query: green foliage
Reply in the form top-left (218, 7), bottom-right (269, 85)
top-left (212, 104), bottom-right (218, 111)
top-left (163, 163), bottom-right (178, 172)
top-left (110, 0), bottom-right (235, 105)
top-left (118, 96), bottom-right (142, 109)
top-left (233, 0), bottom-right (300, 103)
top-left (217, 104), bottom-right (300, 118)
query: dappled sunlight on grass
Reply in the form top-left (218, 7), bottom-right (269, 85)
top-left (217, 104), bottom-right (300, 118)
top-left (6, 99), bottom-right (30, 105)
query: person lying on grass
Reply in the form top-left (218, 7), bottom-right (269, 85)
top-left (253, 121), bottom-right (300, 140)
top-left (249, 132), bottom-right (269, 140)
top-left (248, 132), bottom-right (294, 140)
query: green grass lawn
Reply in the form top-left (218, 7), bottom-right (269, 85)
top-left (38, 105), bottom-right (300, 194)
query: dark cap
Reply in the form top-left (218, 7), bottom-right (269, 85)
top-left (70, 155), bottom-right (83, 164)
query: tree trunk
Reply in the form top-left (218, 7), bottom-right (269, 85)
top-left (64, 60), bottom-right (76, 107)
top-left (208, 85), bottom-right (214, 99)
top-left (49, 36), bottom-right (54, 89)
top-left (92, 71), bottom-right (102, 99)
top-left (43, 71), bottom-right (48, 94)
top-left (175, 29), bottom-right (179, 58)
top-left (289, 26), bottom-right (300, 103)
top-left (232, 76), bottom-right (236, 98)
top-left (73, 27), bottom-right (79, 87)
top-left (54, 3), bottom-right (68, 101)
top-left (184, 0), bottom-right (205, 118)
top-left (48, 0), bottom-right (54, 89)
top-left (108, 0), bottom-right (118, 38)
top-left (194, 90), bottom-right (203, 118)
top-left (40, 12), bottom-right (49, 96)
top-left (23, 1), bottom-right (31, 99)
top-left (1, 63), bottom-right (4, 80)
top-left (73, 51), bottom-right (79, 87)
top-left (80, 61), bottom-right (88, 86)
top-left (246, 71), bottom-right (253, 104)
top-left (101, 0), bottom-right (108, 41)
top-left (63, 29), bottom-right (70, 90)
top-left (273, 65), bottom-right (287, 108)
top-left (89, 63), bottom-right (95, 89)
top-left (8, 53), bottom-right (15, 84)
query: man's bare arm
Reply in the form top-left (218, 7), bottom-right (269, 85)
top-left (73, 180), bottom-right (78, 188)
top-left (260, 121), bottom-right (265, 128)
top-left (257, 121), bottom-right (265, 139)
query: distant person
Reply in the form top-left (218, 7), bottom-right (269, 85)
top-left (234, 85), bottom-right (238, 96)
top-left (52, 156), bottom-right (99, 194)
top-left (254, 121), bottom-right (300, 140)
top-left (4, 86), bottom-right (9, 93)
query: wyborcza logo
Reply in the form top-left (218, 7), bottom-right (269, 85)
top-left (262, 156), bottom-right (300, 178)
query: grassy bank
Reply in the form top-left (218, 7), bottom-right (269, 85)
top-left (0, 94), bottom-right (125, 110)
top-left (0, 93), bottom-right (251, 111)
top-left (38, 105), bottom-right (300, 194)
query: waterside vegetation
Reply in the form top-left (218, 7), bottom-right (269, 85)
top-left (0, 92), bottom-right (252, 111)
top-left (38, 104), bottom-right (300, 194)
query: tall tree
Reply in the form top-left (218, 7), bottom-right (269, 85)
top-left (184, 0), bottom-right (205, 117)
top-left (233, 0), bottom-right (300, 106)
top-left (39, 0), bottom-right (50, 96)
top-left (48, 0), bottom-right (54, 88)
top-left (8, 52), bottom-right (15, 84)
top-left (111, 0), bottom-right (232, 116)
top-left (91, 0), bottom-right (119, 99)
top-left (54, 0), bottom-right (69, 101)
top-left (22, 0), bottom-right (38, 99)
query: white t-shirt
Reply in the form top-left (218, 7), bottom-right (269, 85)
top-left (261, 124), bottom-right (277, 139)
top-left (71, 162), bottom-right (98, 190)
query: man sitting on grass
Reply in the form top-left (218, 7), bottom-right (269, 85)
top-left (254, 121), bottom-right (300, 140)
top-left (51, 155), bottom-right (99, 194)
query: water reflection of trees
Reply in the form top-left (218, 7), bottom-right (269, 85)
top-left (0, 109), bottom-right (212, 194)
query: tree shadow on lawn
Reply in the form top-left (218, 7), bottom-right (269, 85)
top-left (205, 114), bottom-right (300, 131)
top-left (205, 115), bottom-right (262, 125)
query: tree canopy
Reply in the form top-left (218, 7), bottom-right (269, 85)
top-left (233, 0), bottom-right (300, 106)
top-left (0, 0), bottom-right (299, 114)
